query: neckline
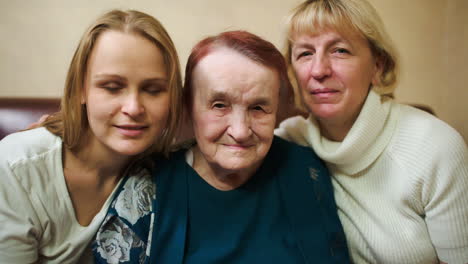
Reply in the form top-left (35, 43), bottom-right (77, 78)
top-left (307, 91), bottom-right (399, 174)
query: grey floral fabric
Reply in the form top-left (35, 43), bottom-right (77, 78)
top-left (93, 168), bottom-right (155, 264)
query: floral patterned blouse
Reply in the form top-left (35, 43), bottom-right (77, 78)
top-left (93, 166), bottom-right (155, 264)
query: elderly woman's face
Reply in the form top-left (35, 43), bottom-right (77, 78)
top-left (291, 28), bottom-right (381, 127)
top-left (191, 48), bottom-right (279, 175)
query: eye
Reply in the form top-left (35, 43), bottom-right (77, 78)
top-left (213, 102), bottom-right (226, 109)
top-left (334, 48), bottom-right (350, 55)
top-left (101, 82), bottom-right (123, 92)
top-left (297, 51), bottom-right (313, 59)
top-left (252, 105), bottom-right (264, 112)
top-left (144, 84), bottom-right (166, 95)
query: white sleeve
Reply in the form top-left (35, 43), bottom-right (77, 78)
top-left (0, 158), bottom-right (41, 263)
top-left (423, 133), bottom-right (468, 263)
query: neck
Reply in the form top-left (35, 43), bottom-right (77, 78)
top-left (317, 103), bottom-right (366, 142)
top-left (191, 147), bottom-right (257, 191)
top-left (317, 118), bottom-right (354, 142)
top-left (65, 135), bottom-right (132, 184)
top-left (65, 148), bottom-right (129, 185)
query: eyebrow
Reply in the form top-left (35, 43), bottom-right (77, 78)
top-left (93, 74), bottom-right (126, 81)
top-left (207, 90), bottom-right (272, 105)
top-left (92, 74), bottom-right (167, 84)
top-left (251, 97), bottom-right (272, 106)
top-left (293, 37), bottom-right (346, 49)
top-left (207, 90), bottom-right (228, 101)
top-left (141, 78), bottom-right (168, 87)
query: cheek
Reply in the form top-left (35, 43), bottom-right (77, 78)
top-left (147, 97), bottom-right (170, 121)
top-left (86, 102), bottom-right (114, 122)
top-left (341, 60), bottom-right (374, 87)
top-left (193, 112), bottom-right (225, 141)
top-left (293, 63), bottom-right (309, 84)
top-left (252, 116), bottom-right (276, 140)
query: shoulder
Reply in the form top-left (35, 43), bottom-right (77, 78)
top-left (275, 115), bottom-right (313, 146)
top-left (385, 103), bottom-right (467, 191)
top-left (391, 104), bottom-right (466, 160)
top-left (270, 136), bottom-right (326, 170)
top-left (271, 135), bottom-right (314, 154)
top-left (151, 148), bottom-right (190, 175)
top-left (0, 127), bottom-right (63, 194)
top-left (0, 127), bottom-right (62, 166)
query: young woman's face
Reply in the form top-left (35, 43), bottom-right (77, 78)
top-left (190, 48), bottom-right (280, 176)
top-left (291, 28), bottom-right (380, 131)
top-left (83, 30), bottom-right (170, 158)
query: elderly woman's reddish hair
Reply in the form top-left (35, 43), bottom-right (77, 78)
top-left (183, 30), bottom-right (294, 121)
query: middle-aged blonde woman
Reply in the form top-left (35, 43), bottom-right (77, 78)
top-left (276, 0), bottom-right (468, 263)
top-left (0, 10), bottom-right (182, 263)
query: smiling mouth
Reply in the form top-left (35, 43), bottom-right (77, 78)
top-left (115, 125), bottom-right (149, 137)
top-left (311, 88), bottom-right (338, 94)
top-left (115, 125), bottom-right (148, 130)
top-left (223, 144), bottom-right (253, 150)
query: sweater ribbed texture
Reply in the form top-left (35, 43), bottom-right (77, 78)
top-left (276, 90), bottom-right (468, 263)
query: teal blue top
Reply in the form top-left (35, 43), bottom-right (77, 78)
top-left (184, 151), bottom-right (303, 263)
top-left (92, 136), bottom-right (350, 264)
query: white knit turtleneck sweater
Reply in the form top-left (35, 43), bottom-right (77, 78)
top-left (275, 90), bottom-right (468, 264)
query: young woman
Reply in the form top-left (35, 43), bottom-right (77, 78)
top-left (0, 10), bottom-right (182, 263)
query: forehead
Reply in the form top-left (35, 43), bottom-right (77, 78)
top-left (88, 30), bottom-right (167, 78)
top-left (192, 48), bottom-right (280, 101)
top-left (291, 27), bottom-right (368, 49)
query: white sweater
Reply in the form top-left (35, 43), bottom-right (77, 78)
top-left (275, 90), bottom-right (468, 264)
top-left (0, 128), bottom-right (121, 264)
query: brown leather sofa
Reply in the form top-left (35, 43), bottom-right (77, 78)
top-left (0, 98), bottom-right (61, 140)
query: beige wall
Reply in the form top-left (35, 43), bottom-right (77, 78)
top-left (370, 0), bottom-right (468, 142)
top-left (1, 0), bottom-right (467, 141)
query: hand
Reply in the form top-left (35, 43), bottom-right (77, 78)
top-left (27, 114), bottom-right (50, 129)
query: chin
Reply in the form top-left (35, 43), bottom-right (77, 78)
top-left (113, 142), bottom-right (151, 157)
top-left (309, 106), bottom-right (342, 120)
top-left (218, 158), bottom-right (260, 173)
top-left (115, 149), bottom-right (145, 157)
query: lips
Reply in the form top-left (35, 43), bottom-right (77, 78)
top-left (115, 124), bottom-right (148, 137)
top-left (116, 125), bottom-right (148, 130)
top-left (310, 88), bottom-right (339, 94)
top-left (308, 87), bottom-right (340, 102)
top-left (223, 143), bottom-right (254, 150)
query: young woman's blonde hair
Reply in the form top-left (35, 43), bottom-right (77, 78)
top-left (43, 9), bottom-right (182, 156)
top-left (285, 0), bottom-right (398, 106)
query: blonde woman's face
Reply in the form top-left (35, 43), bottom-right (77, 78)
top-left (82, 30), bottom-right (170, 158)
top-left (291, 29), bottom-right (381, 129)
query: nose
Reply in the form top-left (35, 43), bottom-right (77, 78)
top-left (227, 109), bottom-right (252, 142)
top-left (122, 92), bottom-right (145, 117)
top-left (310, 54), bottom-right (331, 80)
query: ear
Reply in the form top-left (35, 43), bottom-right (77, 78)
top-left (371, 56), bottom-right (384, 86)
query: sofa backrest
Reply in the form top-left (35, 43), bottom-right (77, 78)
top-left (0, 98), bottom-right (61, 140)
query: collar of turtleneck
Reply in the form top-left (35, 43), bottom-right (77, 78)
top-left (304, 90), bottom-right (400, 175)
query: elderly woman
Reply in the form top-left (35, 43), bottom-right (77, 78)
top-left (276, 0), bottom-right (468, 263)
top-left (93, 30), bottom-right (350, 263)
top-left (0, 10), bottom-right (182, 263)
